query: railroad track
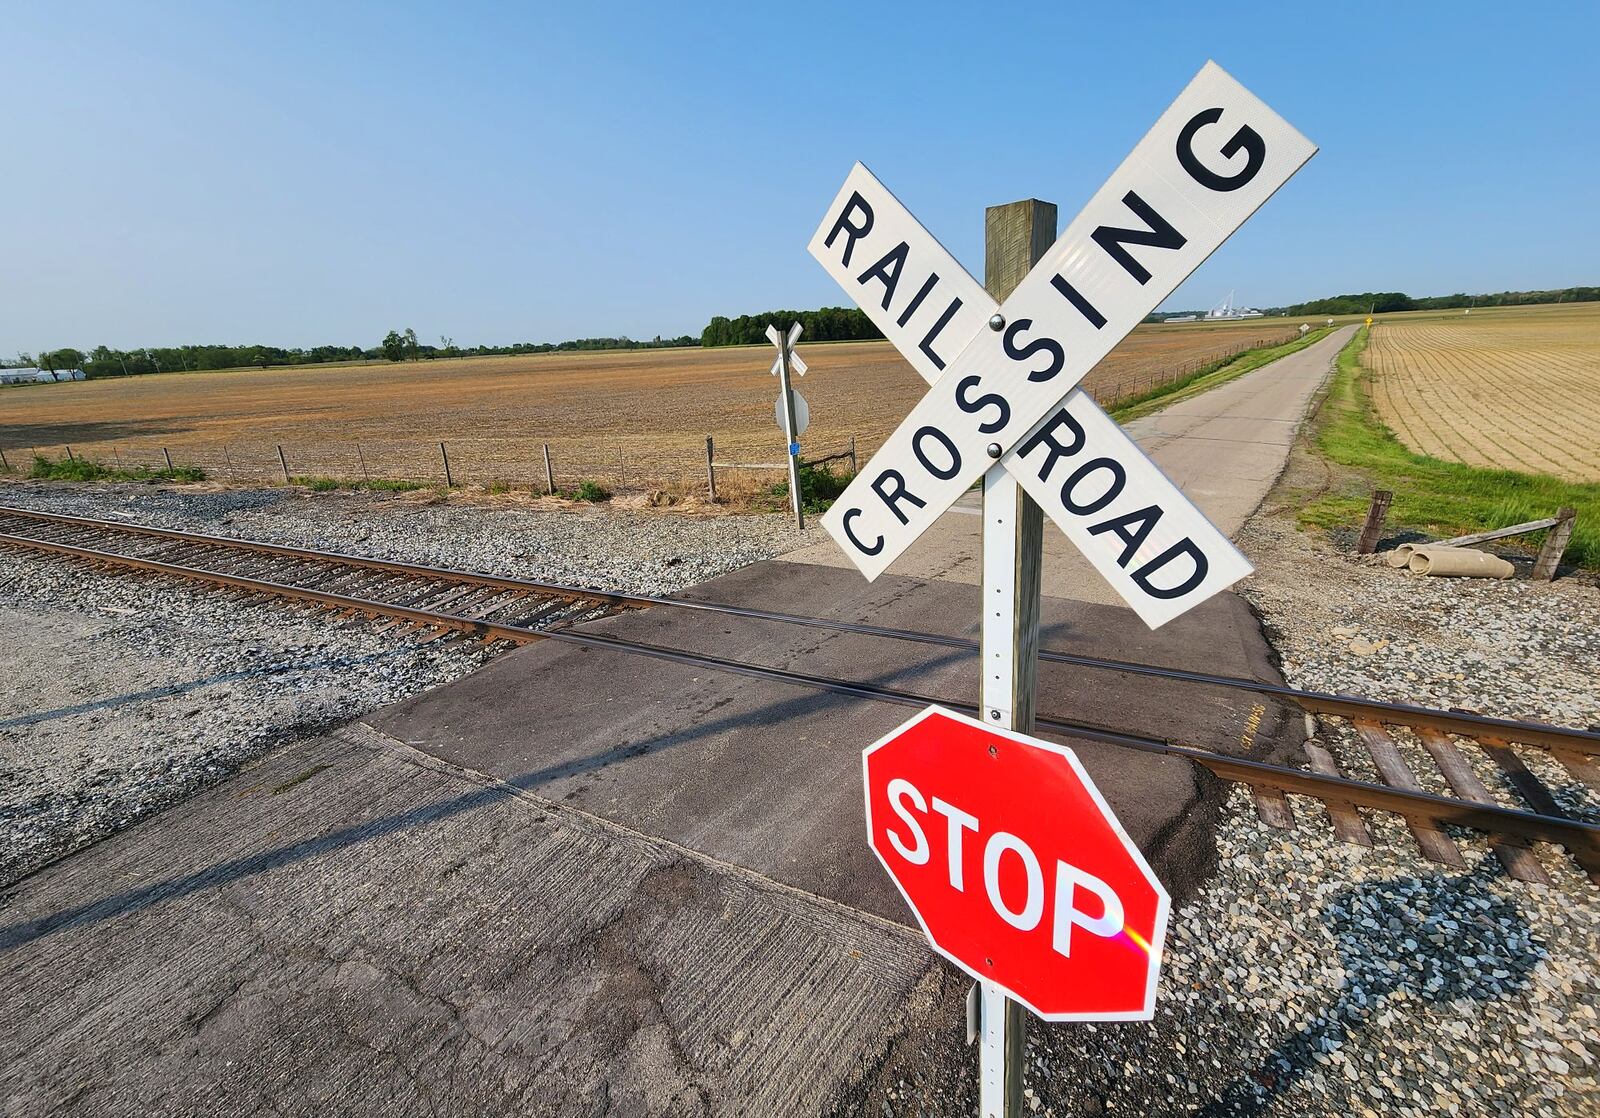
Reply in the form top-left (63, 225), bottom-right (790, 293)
top-left (2, 504), bottom-right (1596, 885)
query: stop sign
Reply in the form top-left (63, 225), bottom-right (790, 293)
top-left (863, 706), bottom-right (1170, 1020)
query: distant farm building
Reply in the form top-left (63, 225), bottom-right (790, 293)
top-left (0, 367), bottom-right (85, 384)
top-left (1206, 291), bottom-right (1263, 320)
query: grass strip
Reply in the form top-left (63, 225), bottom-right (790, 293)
top-left (27, 455), bottom-right (206, 484)
top-left (291, 476), bottom-right (432, 493)
top-left (1107, 327), bottom-right (1336, 423)
top-left (1299, 328), bottom-right (1598, 568)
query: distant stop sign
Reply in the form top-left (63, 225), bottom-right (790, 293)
top-left (863, 706), bottom-right (1170, 1020)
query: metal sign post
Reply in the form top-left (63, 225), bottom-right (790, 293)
top-left (977, 198), bottom-right (1053, 1118)
top-left (804, 59), bottom-right (1313, 1118)
top-left (766, 323), bottom-right (808, 529)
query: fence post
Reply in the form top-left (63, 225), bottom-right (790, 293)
top-left (439, 442), bottom-right (454, 488)
top-left (162, 447), bottom-right (174, 472)
top-left (1356, 489), bottom-right (1392, 554)
top-left (705, 436), bottom-right (717, 500)
top-left (221, 444), bottom-right (232, 478)
top-left (1532, 507), bottom-right (1577, 581)
top-left (618, 445), bottom-right (625, 492)
top-left (277, 444), bottom-right (290, 484)
top-left (65, 446), bottom-right (75, 462)
top-left (355, 443), bottom-right (369, 481)
top-left (848, 435), bottom-right (857, 476)
top-left (0, 447), bottom-right (9, 473)
top-left (543, 443), bottom-right (555, 495)
top-left (113, 445), bottom-right (122, 469)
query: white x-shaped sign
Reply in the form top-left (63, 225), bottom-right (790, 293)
top-left (766, 322), bottom-right (807, 377)
top-left (809, 61), bottom-right (1315, 628)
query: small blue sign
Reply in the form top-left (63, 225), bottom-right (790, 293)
top-left (789, 441), bottom-right (801, 456)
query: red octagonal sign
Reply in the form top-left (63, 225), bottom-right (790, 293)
top-left (863, 706), bottom-right (1170, 1021)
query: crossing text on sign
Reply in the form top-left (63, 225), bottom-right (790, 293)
top-left (815, 62), bottom-right (1316, 609)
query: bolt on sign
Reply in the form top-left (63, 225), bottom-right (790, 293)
top-left (809, 61), bottom-right (1316, 629)
top-left (864, 707), bottom-right (1169, 1019)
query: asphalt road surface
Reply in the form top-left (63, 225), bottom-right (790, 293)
top-left (785, 325), bottom-right (1356, 603)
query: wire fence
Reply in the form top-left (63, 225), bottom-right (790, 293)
top-left (0, 327), bottom-right (1306, 496)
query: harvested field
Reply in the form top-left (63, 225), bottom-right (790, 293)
top-left (2, 318), bottom-right (1297, 493)
top-left (1364, 302), bottom-right (1600, 481)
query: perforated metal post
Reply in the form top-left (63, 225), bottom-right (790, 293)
top-left (777, 331), bottom-right (804, 529)
top-left (976, 197), bottom-right (1055, 1118)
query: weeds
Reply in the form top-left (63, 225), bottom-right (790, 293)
top-left (769, 463), bottom-right (852, 514)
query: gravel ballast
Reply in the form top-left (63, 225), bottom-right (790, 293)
top-left (0, 482), bottom-right (822, 888)
top-left (1007, 516), bottom-right (1598, 1118)
top-left (0, 482), bottom-right (821, 596)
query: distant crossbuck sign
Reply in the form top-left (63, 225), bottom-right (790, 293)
top-left (810, 62), bottom-right (1316, 628)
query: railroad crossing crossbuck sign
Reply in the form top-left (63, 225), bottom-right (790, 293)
top-left (810, 61), bottom-right (1316, 629)
top-left (864, 707), bottom-right (1169, 1020)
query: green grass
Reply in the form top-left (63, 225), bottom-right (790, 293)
top-left (28, 455), bottom-right (206, 483)
top-left (1108, 327), bottom-right (1336, 423)
top-left (290, 476), bottom-right (430, 493)
top-left (1299, 328), bottom-right (1598, 568)
top-left (569, 479), bottom-right (611, 502)
top-left (769, 463), bottom-right (853, 514)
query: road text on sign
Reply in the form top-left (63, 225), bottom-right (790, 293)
top-left (815, 61), bottom-right (1315, 608)
top-left (863, 706), bottom-right (1170, 1020)
top-left (807, 162), bottom-right (1255, 628)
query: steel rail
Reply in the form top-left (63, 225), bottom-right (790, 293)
top-left (2, 504), bottom-right (1594, 756)
top-left (3, 526), bottom-right (1596, 866)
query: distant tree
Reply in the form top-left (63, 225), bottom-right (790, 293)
top-left (37, 348), bottom-right (84, 379)
top-left (381, 330), bottom-right (405, 362)
top-left (403, 327), bottom-right (419, 361)
top-left (14, 352), bottom-right (34, 368)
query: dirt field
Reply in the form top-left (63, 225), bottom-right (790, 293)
top-left (1364, 302), bottom-right (1600, 482)
top-left (2, 318), bottom-right (1297, 492)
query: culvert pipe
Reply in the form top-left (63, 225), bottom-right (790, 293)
top-left (1406, 545), bottom-right (1514, 579)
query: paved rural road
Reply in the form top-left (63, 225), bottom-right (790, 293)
top-left (786, 326), bottom-right (1357, 603)
top-left (0, 334), bottom-right (1340, 1116)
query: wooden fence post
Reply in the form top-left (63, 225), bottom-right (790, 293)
top-left (1532, 507), bottom-right (1577, 581)
top-left (705, 436), bottom-right (717, 500)
top-left (277, 444), bottom-right (291, 484)
top-left (162, 447), bottom-right (174, 472)
top-left (542, 443), bottom-right (554, 495)
top-left (848, 435), bottom-right (857, 476)
top-left (1356, 489), bottom-right (1392, 554)
top-left (439, 442), bottom-right (454, 488)
top-left (355, 443), bottom-right (369, 481)
top-left (0, 447), bottom-right (9, 472)
top-left (221, 445), bottom-right (231, 478)
top-left (65, 446), bottom-right (75, 462)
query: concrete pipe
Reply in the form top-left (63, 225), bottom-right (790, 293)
top-left (1406, 545), bottom-right (1515, 579)
top-left (1385, 543), bottom-right (1418, 568)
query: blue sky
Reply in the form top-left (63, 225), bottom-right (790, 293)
top-left (5, 1), bottom-right (1596, 354)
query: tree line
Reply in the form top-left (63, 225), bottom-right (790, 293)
top-left (7, 330), bottom-right (699, 378)
top-left (1267, 285), bottom-right (1598, 317)
top-left (700, 307), bottom-right (882, 347)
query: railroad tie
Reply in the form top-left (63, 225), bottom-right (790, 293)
top-left (1299, 737), bottom-right (1374, 847)
top-left (1417, 728), bottom-right (1549, 884)
top-left (1352, 720), bottom-right (1465, 867)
